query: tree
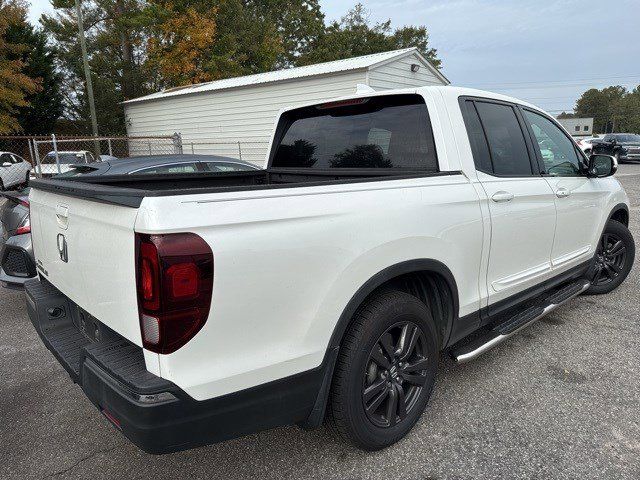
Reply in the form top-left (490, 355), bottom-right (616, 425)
top-left (5, 18), bottom-right (63, 133)
top-left (296, 3), bottom-right (441, 69)
top-left (42, 1), bottom-right (443, 133)
top-left (145, 1), bottom-right (218, 87)
top-left (575, 85), bottom-right (639, 133)
top-left (0, 0), bottom-right (40, 134)
top-left (41, 0), bottom-right (149, 134)
top-left (246, 0), bottom-right (325, 67)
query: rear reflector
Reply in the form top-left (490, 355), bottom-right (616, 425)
top-left (101, 409), bottom-right (121, 430)
top-left (135, 233), bottom-right (213, 354)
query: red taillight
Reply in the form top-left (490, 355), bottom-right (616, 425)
top-left (166, 263), bottom-right (200, 299)
top-left (139, 241), bottom-right (160, 310)
top-left (135, 233), bottom-right (213, 354)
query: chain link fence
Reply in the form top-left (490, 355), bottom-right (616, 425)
top-left (0, 134), bottom-right (269, 186)
top-left (180, 138), bottom-right (269, 165)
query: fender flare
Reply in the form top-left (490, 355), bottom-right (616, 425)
top-left (301, 259), bottom-right (459, 429)
top-left (326, 258), bottom-right (460, 350)
top-left (607, 203), bottom-right (629, 226)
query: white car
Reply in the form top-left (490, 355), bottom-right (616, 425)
top-left (26, 86), bottom-right (634, 454)
top-left (38, 150), bottom-right (95, 176)
top-left (575, 136), bottom-right (601, 154)
top-left (0, 152), bottom-right (31, 190)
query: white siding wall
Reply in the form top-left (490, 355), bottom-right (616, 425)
top-left (368, 53), bottom-right (444, 90)
top-left (125, 71), bottom-right (367, 165)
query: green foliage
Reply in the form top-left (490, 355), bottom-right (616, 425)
top-left (296, 3), bottom-right (440, 68)
top-left (575, 85), bottom-right (640, 134)
top-left (41, 0), bottom-right (149, 134)
top-left (5, 18), bottom-right (63, 133)
top-left (0, 0), bottom-right (40, 133)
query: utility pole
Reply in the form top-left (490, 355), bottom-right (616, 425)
top-left (75, 0), bottom-right (100, 156)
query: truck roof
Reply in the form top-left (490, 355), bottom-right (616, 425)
top-left (276, 85), bottom-right (543, 117)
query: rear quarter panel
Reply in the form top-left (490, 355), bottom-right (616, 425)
top-left (136, 175), bottom-right (484, 400)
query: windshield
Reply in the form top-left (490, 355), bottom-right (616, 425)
top-left (614, 134), bottom-right (640, 143)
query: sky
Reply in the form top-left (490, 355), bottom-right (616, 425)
top-left (27, 0), bottom-right (640, 115)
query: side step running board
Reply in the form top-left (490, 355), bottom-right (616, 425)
top-left (452, 280), bottom-right (590, 363)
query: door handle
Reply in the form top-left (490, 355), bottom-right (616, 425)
top-left (491, 191), bottom-right (514, 203)
top-left (556, 188), bottom-right (571, 198)
top-left (55, 204), bottom-right (69, 230)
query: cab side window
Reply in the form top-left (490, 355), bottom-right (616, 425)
top-left (474, 101), bottom-right (533, 176)
top-left (461, 100), bottom-right (493, 173)
top-left (523, 110), bottom-right (583, 176)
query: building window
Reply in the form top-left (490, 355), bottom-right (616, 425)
top-left (575, 125), bottom-right (580, 131)
top-left (584, 126), bottom-right (589, 131)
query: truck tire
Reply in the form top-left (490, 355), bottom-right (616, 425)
top-left (586, 219), bottom-right (635, 295)
top-left (327, 289), bottom-right (438, 450)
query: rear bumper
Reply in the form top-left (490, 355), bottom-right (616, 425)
top-left (25, 278), bottom-right (327, 454)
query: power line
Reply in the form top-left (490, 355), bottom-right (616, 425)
top-left (492, 81), bottom-right (639, 91)
top-left (472, 74), bottom-right (640, 88)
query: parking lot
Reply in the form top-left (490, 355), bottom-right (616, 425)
top-left (1, 165), bottom-right (639, 480)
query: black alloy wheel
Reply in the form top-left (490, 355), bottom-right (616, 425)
top-left (327, 290), bottom-right (438, 450)
top-left (586, 219), bottom-right (635, 295)
top-left (592, 232), bottom-right (627, 287)
top-left (362, 321), bottom-right (429, 428)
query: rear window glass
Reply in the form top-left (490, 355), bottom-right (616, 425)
top-left (271, 94), bottom-right (438, 171)
top-left (474, 102), bottom-right (532, 176)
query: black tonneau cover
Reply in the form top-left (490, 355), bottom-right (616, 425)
top-left (29, 169), bottom-right (459, 208)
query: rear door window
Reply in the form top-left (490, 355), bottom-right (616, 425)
top-left (272, 94), bottom-right (438, 171)
top-left (474, 101), bottom-right (533, 176)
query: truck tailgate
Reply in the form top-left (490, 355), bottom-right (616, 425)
top-left (29, 188), bottom-right (142, 345)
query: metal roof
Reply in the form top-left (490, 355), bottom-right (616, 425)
top-left (123, 48), bottom-right (449, 105)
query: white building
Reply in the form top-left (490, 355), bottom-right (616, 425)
top-left (123, 48), bottom-right (449, 164)
top-left (557, 117), bottom-right (594, 137)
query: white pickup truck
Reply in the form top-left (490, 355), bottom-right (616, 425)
top-left (26, 87), bottom-right (634, 454)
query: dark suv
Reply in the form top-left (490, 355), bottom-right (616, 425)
top-left (592, 133), bottom-right (640, 162)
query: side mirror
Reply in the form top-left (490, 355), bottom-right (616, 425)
top-left (1, 162), bottom-right (12, 167)
top-left (588, 154), bottom-right (617, 178)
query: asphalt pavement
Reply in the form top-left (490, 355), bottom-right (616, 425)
top-left (1, 165), bottom-right (639, 479)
